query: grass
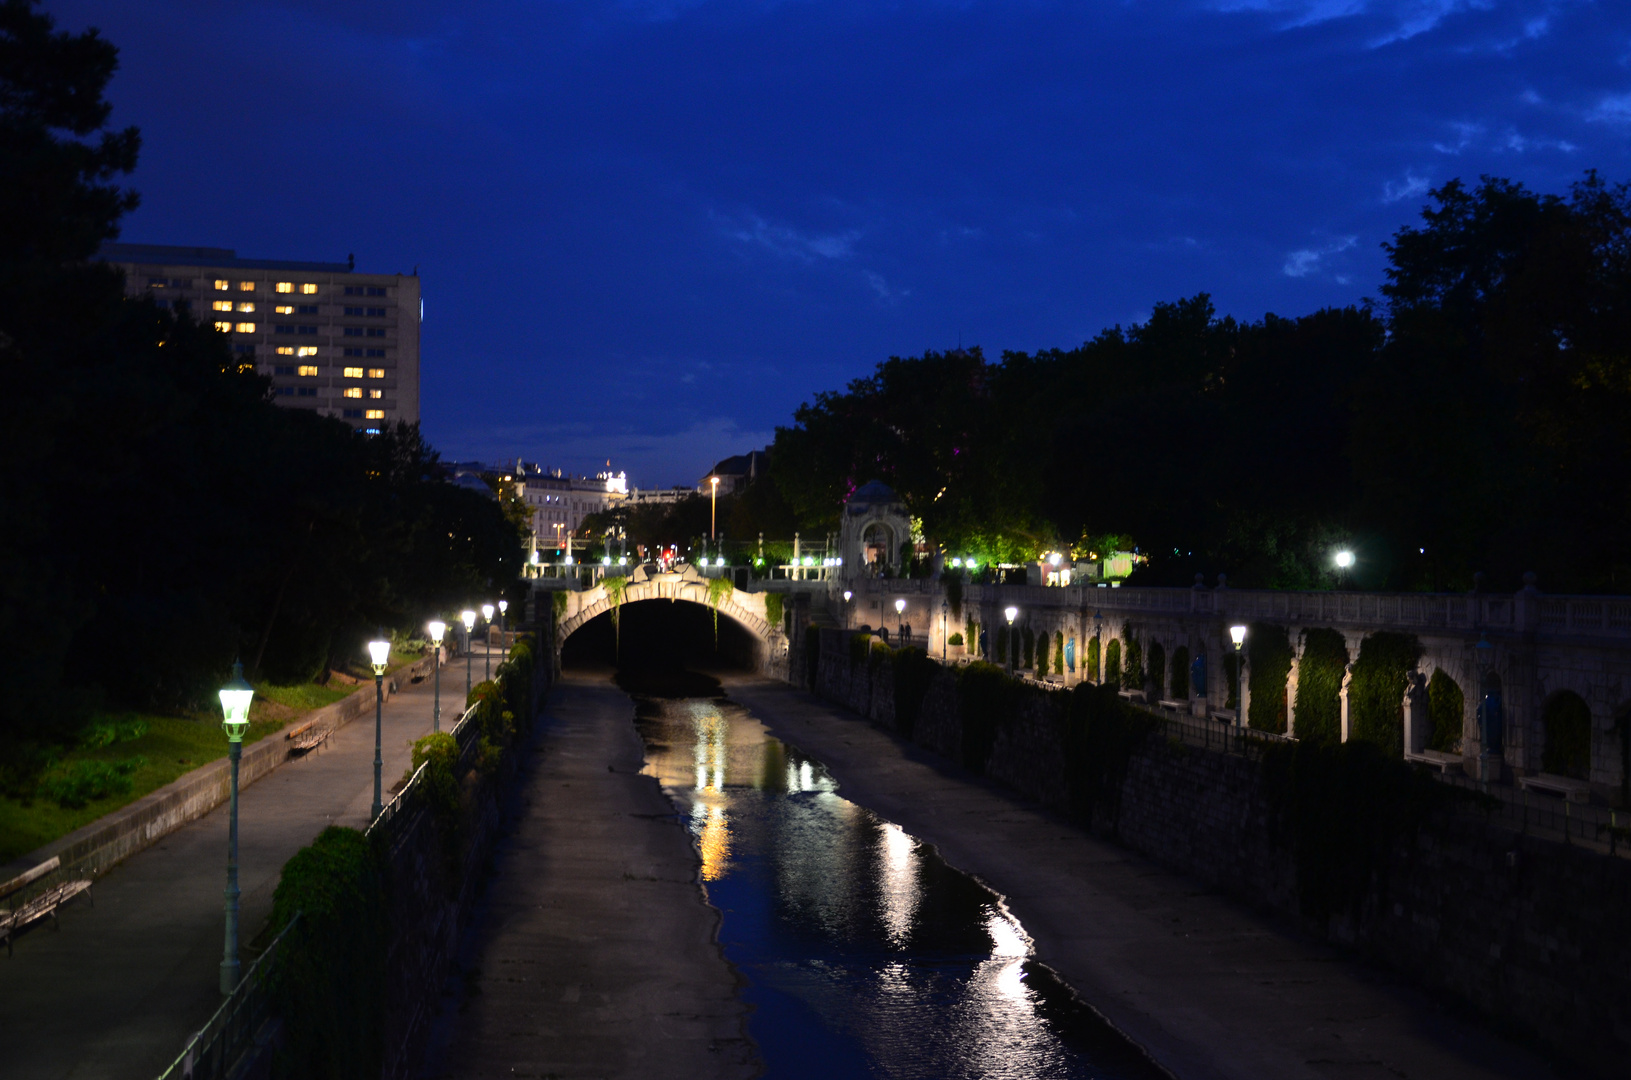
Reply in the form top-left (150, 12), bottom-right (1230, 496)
top-left (0, 664), bottom-right (407, 867)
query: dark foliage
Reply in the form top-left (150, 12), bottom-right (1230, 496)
top-left (1247, 623), bottom-right (1293, 733)
top-left (1064, 682), bottom-right (1157, 831)
top-left (891, 646), bottom-right (936, 740)
top-left (1347, 632), bottom-right (1422, 755)
top-left (956, 661), bottom-right (1013, 773)
top-left (1293, 629), bottom-right (1348, 746)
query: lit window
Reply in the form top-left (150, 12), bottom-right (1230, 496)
top-left (368, 389), bottom-right (382, 399)
top-left (343, 387), bottom-right (363, 399)
top-left (300, 283), bottom-right (317, 294)
top-left (296, 346), bottom-right (318, 357)
top-left (364, 409), bottom-right (385, 419)
top-left (297, 365), bottom-right (319, 377)
top-left (236, 302), bottom-right (254, 313)
top-left (366, 368), bottom-right (384, 379)
top-left (237, 281), bottom-right (255, 292)
top-left (234, 322), bottom-right (255, 333)
top-left (343, 366), bottom-right (364, 378)
top-left (214, 321), bottom-right (232, 332)
top-left (275, 282), bottom-right (293, 293)
top-left (214, 279), bottom-right (229, 291)
top-left (276, 346), bottom-right (295, 355)
top-left (274, 305), bottom-right (293, 314)
top-left (212, 300), bottom-right (233, 312)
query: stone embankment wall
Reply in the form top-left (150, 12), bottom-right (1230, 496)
top-left (0, 654), bottom-right (440, 894)
top-left (805, 628), bottom-right (1631, 1077)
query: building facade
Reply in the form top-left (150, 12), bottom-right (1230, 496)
top-left (102, 244), bottom-right (420, 433)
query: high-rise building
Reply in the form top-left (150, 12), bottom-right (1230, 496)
top-left (100, 244), bottom-right (420, 433)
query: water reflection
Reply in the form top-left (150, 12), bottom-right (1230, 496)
top-left (635, 694), bottom-right (1163, 1080)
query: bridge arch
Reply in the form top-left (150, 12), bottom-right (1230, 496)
top-left (548, 566), bottom-right (784, 669)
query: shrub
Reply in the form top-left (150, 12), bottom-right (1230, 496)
top-left (1426, 669), bottom-right (1464, 753)
top-left (1086, 636), bottom-right (1100, 682)
top-left (1034, 629), bottom-right (1048, 673)
top-left (1054, 632), bottom-right (1064, 675)
top-left (1122, 635), bottom-right (1143, 690)
top-left (408, 732), bottom-right (460, 819)
top-left (38, 757), bottom-right (145, 807)
top-left (763, 592), bottom-right (784, 630)
top-left (849, 632), bottom-right (873, 665)
top-left (947, 631), bottom-right (964, 647)
top-left (994, 625), bottom-right (1008, 664)
top-left (269, 827), bottom-right (387, 1080)
top-left (1148, 641), bottom-right (1166, 700)
top-left (1293, 629), bottom-right (1347, 746)
top-left (1247, 622), bottom-right (1293, 734)
top-left (957, 662), bottom-right (1014, 772)
top-left (1104, 639), bottom-right (1121, 688)
top-left (1542, 692), bottom-right (1592, 780)
top-left (1064, 682), bottom-right (1157, 830)
top-left (1170, 645), bottom-right (1190, 700)
top-left (77, 715), bottom-right (149, 749)
top-left (1022, 626), bottom-right (1035, 669)
top-left (892, 647), bottom-right (936, 739)
top-left (1348, 632), bottom-right (1422, 755)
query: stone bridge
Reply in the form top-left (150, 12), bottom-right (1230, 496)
top-left (841, 575), bottom-right (1631, 802)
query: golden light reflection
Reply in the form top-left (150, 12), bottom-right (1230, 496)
top-left (692, 801), bottom-right (730, 881)
top-left (877, 822), bottom-right (920, 947)
top-left (689, 704), bottom-right (731, 881)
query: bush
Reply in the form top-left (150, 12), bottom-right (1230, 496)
top-left (1542, 692), bottom-right (1592, 780)
top-left (1054, 632), bottom-right (1064, 675)
top-left (408, 732), bottom-right (460, 818)
top-left (1247, 622), bottom-right (1293, 733)
top-left (1022, 626), bottom-right (1035, 669)
top-left (77, 715), bottom-right (149, 749)
top-left (1426, 669), bottom-right (1464, 753)
top-left (1104, 639), bottom-right (1120, 688)
top-left (1293, 629), bottom-right (1347, 746)
top-left (994, 626), bottom-right (1008, 664)
top-left (269, 826), bottom-right (387, 1080)
top-left (849, 632), bottom-right (873, 665)
top-left (1034, 629), bottom-right (1048, 673)
top-left (763, 591), bottom-right (784, 630)
top-left (947, 631), bottom-right (964, 647)
top-left (892, 647), bottom-right (936, 739)
top-left (957, 662), bottom-right (1014, 772)
top-left (1122, 636), bottom-right (1143, 690)
top-left (1148, 641), bottom-right (1166, 700)
top-left (965, 620), bottom-right (979, 656)
top-left (1170, 645), bottom-right (1190, 700)
top-left (1064, 683), bottom-right (1157, 830)
top-left (37, 757), bottom-right (146, 807)
top-left (1348, 632), bottom-right (1422, 755)
top-left (1086, 636), bottom-right (1100, 682)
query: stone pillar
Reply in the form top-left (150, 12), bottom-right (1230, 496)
top-left (1403, 670), bottom-right (1429, 755)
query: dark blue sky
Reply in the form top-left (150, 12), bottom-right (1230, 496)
top-left (57, 0), bottom-right (1631, 487)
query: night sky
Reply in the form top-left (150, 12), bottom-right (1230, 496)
top-left (55, 0), bottom-right (1631, 487)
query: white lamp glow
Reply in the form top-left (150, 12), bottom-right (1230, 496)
top-left (218, 662), bottom-right (254, 742)
top-left (461, 609), bottom-right (476, 631)
top-left (498, 600), bottom-right (508, 615)
top-left (367, 638), bottom-right (391, 675)
top-left (1335, 550), bottom-right (1355, 569)
top-left (894, 598), bottom-right (906, 614)
top-left (427, 619), bottom-right (447, 645)
top-left (1229, 624), bottom-right (1248, 648)
top-left (481, 603), bottom-right (495, 622)
top-left (1004, 606), bottom-right (1018, 624)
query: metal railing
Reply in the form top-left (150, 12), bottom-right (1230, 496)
top-left (156, 915), bottom-right (299, 1080)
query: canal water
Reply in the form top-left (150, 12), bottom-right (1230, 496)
top-left (632, 687), bottom-right (1166, 1080)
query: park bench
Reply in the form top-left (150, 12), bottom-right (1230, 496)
top-left (286, 718), bottom-right (332, 755)
top-left (1157, 698), bottom-right (1188, 712)
top-left (1404, 749), bottom-right (1460, 773)
top-left (1, 856), bottom-right (92, 955)
top-left (1518, 773), bottom-right (1592, 804)
top-left (1117, 688), bottom-right (1147, 704)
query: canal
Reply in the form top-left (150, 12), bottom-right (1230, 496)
top-left (628, 677), bottom-right (1165, 1080)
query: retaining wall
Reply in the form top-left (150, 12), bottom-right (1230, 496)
top-left (805, 628), bottom-right (1631, 1077)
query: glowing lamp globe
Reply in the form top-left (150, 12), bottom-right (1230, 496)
top-left (482, 603), bottom-right (495, 622)
top-left (1229, 625), bottom-right (1248, 649)
top-left (1335, 550), bottom-right (1355, 569)
top-left (427, 620), bottom-right (447, 645)
top-left (1004, 606), bottom-right (1018, 625)
top-left (461, 609), bottom-right (476, 633)
top-left (716, 557), bottom-right (726, 567)
top-left (894, 598), bottom-right (906, 615)
top-left (368, 638), bottom-right (391, 676)
top-left (219, 662), bottom-right (254, 742)
top-left (498, 600), bottom-right (508, 615)
top-left (843, 590), bottom-right (853, 603)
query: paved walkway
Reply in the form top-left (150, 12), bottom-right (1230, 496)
top-left (418, 671), bottom-right (757, 1080)
top-left (0, 657), bottom-right (470, 1080)
top-left (722, 675), bottom-right (1565, 1080)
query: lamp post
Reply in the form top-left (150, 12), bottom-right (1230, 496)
top-left (941, 598), bottom-right (949, 661)
top-left (498, 600), bottom-right (509, 662)
top-left (895, 597), bottom-right (907, 643)
top-left (709, 476), bottom-right (719, 540)
top-left (1092, 611), bottom-right (1103, 684)
top-left (217, 662), bottom-right (254, 995)
top-left (842, 590), bottom-right (852, 628)
top-left (461, 609), bottom-right (476, 702)
top-left (368, 637), bottom-right (390, 819)
top-left (1004, 606), bottom-right (1019, 673)
top-left (427, 620), bottom-right (447, 733)
top-left (1229, 624), bottom-right (1248, 728)
top-left (481, 603), bottom-right (496, 681)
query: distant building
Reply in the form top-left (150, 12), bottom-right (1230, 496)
top-left (507, 461), bottom-right (628, 552)
top-left (100, 243), bottom-right (420, 434)
top-left (626, 486), bottom-right (697, 506)
top-left (699, 447), bottom-right (770, 495)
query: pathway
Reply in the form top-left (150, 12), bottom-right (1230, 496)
top-left (0, 659), bottom-right (464, 1080)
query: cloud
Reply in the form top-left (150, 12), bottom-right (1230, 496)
top-left (1283, 235), bottom-right (1358, 278)
top-left (1383, 173), bottom-right (1431, 203)
top-left (717, 211), bottom-right (860, 263)
top-left (1206, 0), bottom-right (1483, 44)
top-left (1432, 120), bottom-right (1484, 154)
top-left (1588, 92), bottom-right (1631, 125)
top-left (865, 270), bottom-right (910, 304)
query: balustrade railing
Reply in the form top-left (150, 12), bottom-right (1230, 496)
top-left (155, 915), bottom-right (299, 1080)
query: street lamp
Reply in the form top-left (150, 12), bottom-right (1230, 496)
top-left (895, 597), bottom-right (907, 642)
top-left (709, 475), bottom-right (720, 540)
top-left (481, 603), bottom-right (496, 681)
top-left (842, 589), bottom-right (852, 628)
top-left (1004, 605), bottom-right (1019, 673)
top-left (1334, 549), bottom-right (1354, 589)
top-left (461, 609), bottom-right (476, 701)
top-left (368, 637), bottom-right (390, 819)
top-left (427, 620), bottom-right (447, 733)
top-left (217, 662), bottom-right (254, 995)
top-left (1229, 624), bottom-right (1248, 727)
top-left (498, 599), bottom-right (509, 662)
top-left (940, 597), bottom-right (949, 661)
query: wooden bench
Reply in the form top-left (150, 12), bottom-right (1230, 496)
top-left (1405, 749), bottom-right (1460, 773)
top-left (1157, 699), bottom-right (1188, 712)
top-left (1, 857), bottom-right (92, 954)
top-left (1117, 689), bottom-right (1147, 704)
top-left (1519, 773), bottom-right (1592, 804)
top-left (286, 718), bottom-right (332, 755)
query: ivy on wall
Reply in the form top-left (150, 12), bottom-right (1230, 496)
top-left (1122, 636), bottom-right (1143, 691)
top-left (1022, 626), bottom-right (1035, 669)
top-left (892, 646), bottom-right (936, 741)
top-left (1104, 639), bottom-right (1121, 689)
top-left (1034, 629), bottom-right (1049, 673)
top-left (1542, 691), bottom-right (1592, 780)
top-left (1426, 669), bottom-right (1463, 753)
top-left (965, 619), bottom-right (979, 656)
top-left (944, 575), bottom-right (964, 621)
top-left (1064, 682), bottom-right (1157, 831)
top-left (1054, 631), bottom-right (1064, 676)
top-left (763, 591), bottom-right (784, 630)
top-left (957, 661), bottom-right (1015, 772)
top-left (706, 576), bottom-right (734, 647)
top-left (1294, 628), bottom-right (1348, 747)
top-left (1170, 645), bottom-right (1190, 700)
top-left (1248, 622), bottom-right (1293, 734)
top-left (1348, 632), bottom-right (1422, 755)
top-left (1148, 641), bottom-right (1166, 701)
top-left (1086, 636), bottom-right (1099, 682)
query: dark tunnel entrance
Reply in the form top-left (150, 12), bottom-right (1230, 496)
top-left (560, 598), bottom-right (761, 674)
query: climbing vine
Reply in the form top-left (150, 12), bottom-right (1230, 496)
top-left (763, 591), bottom-right (784, 631)
top-left (1033, 628), bottom-right (1048, 673)
top-left (1426, 669), bottom-right (1464, 753)
top-left (1348, 632), bottom-right (1422, 755)
top-left (603, 575), bottom-right (628, 657)
top-left (1170, 645), bottom-right (1190, 700)
top-left (1247, 622), bottom-right (1293, 734)
top-left (706, 576), bottom-right (734, 646)
top-left (1064, 682), bottom-right (1157, 831)
top-left (1148, 641), bottom-right (1166, 701)
top-left (1293, 628), bottom-right (1347, 746)
top-left (551, 590), bottom-right (567, 619)
top-left (1087, 636), bottom-right (1100, 682)
top-left (1104, 639), bottom-right (1121, 688)
top-left (1054, 631), bottom-right (1064, 676)
top-left (944, 575), bottom-right (964, 620)
top-left (1122, 635), bottom-right (1143, 691)
top-left (892, 646), bottom-right (937, 740)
